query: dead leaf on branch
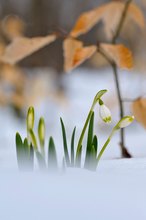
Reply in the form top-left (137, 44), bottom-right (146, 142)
top-left (2, 15), bottom-right (25, 40)
top-left (0, 63), bottom-right (25, 88)
top-left (99, 44), bottom-right (133, 69)
top-left (70, 6), bottom-right (105, 38)
top-left (63, 38), bottom-right (97, 72)
top-left (132, 98), bottom-right (146, 128)
top-left (70, 2), bottom-right (145, 39)
top-left (0, 35), bottom-right (56, 65)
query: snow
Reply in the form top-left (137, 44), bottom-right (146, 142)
top-left (0, 68), bottom-right (146, 220)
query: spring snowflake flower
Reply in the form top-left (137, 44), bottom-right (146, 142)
top-left (99, 101), bottom-right (112, 123)
top-left (116, 116), bottom-right (134, 129)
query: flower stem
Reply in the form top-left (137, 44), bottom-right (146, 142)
top-left (96, 130), bottom-right (115, 165)
top-left (75, 90), bottom-right (107, 167)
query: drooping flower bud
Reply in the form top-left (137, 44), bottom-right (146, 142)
top-left (116, 116), bottom-right (134, 129)
top-left (99, 100), bottom-right (112, 123)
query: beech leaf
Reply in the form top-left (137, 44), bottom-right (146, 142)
top-left (2, 15), bottom-right (25, 40)
top-left (63, 38), bottom-right (96, 72)
top-left (0, 35), bottom-right (56, 65)
top-left (132, 98), bottom-right (146, 128)
top-left (100, 43), bottom-right (133, 69)
top-left (70, 2), bottom-right (145, 38)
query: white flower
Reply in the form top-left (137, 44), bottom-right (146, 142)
top-left (99, 104), bottom-right (112, 123)
top-left (116, 116), bottom-right (134, 129)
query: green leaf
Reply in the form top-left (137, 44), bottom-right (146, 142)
top-left (48, 137), bottom-right (58, 170)
top-left (90, 145), bottom-right (97, 171)
top-left (16, 132), bottom-right (23, 157)
top-left (36, 151), bottom-right (46, 170)
top-left (87, 112), bottom-right (94, 150)
top-left (60, 118), bottom-right (70, 166)
top-left (62, 157), bottom-right (66, 173)
top-left (23, 138), bottom-right (29, 157)
top-left (29, 144), bottom-right (34, 170)
top-left (84, 112), bottom-right (94, 168)
top-left (92, 135), bottom-right (98, 155)
top-left (75, 145), bottom-right (82, 167)
top-left (16, 133), bottom-right (24, 169)
top-left (16, 133), bottom-right (33, 170)
top-left (71, 127), bottom-right (76, 166)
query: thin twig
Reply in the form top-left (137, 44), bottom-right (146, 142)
top-left (122, 98), bottom-right (135, 103)
top-left (111, 0), bottom-right (132, 158)
top-left (112, 0), bottom-right (132, 44)
top-left (98, 0), bottom-right (133, 158)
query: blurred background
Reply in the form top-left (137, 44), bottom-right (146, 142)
top-left (0, 0), bottom-right (146, 170)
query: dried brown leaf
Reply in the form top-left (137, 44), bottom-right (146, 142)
top-left (132, 98), bottom-right (146, 128)
top-left (63, 38), bottom-right (96, 72)
top-left (0, 35), bottom-right (56, 65)
top-left (2, 15), bottom-right (25, 40)
top-left (100, 43), bottom-right (133, 69)
top-left (0, 63), bottom-right (25, 88)
top-left (70, 2), bottom-right (145, 38)
top-left (70, 6), bottom-right (105, 37)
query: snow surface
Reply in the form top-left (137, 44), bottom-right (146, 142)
top-left (0, 68), bottom-right (146, 220)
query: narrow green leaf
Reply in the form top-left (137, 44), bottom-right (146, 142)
top-left (48, 137), bottom-right (58, 170)
top-left (90, 145), bottom-right (97, 171)
top-left (71, 127), bottom-right (76, 166)
top-left (29, 144), bottom-right (34, 170)
top-left (62, 157), bottom-right (66, 173)
top-left (75, 145), bottom-right (82, 167)
top-left (87, 112), bottom-right (94, 151)
top-left (84, 112), bottom-right (94, 168)
top-left (36, 151), bottom-right (46, 170)
top-left (23, 138), bottom-right (29, 157)
top-left (92, 135), bottom-right (98, 155)
top-left (60, 118), bottom-right (70, 166)
top-left (16, 132), bottom-right (23, 157)
top-left (16, 133), bottom-right (31, 170)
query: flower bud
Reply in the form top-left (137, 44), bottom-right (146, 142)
top-left (99, 102), bottom-right (112, 123)
top-left (116, 116), bottom-right (134, 129)
top-left (38, 117), bottom-right (45, 148)
top-left (27, 107), bottom-right (34, 131)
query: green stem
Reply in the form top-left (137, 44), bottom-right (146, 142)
top-left (96, 129), bottom-right (115, 165)
top-left (75, 90), bottom-right (107, 166)
top-left (75, 108), bottom-right (94, 163)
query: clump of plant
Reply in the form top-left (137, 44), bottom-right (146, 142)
top-left (15, 89), bottom-right (134, 172)
top-left (3, 0), bottom-right (144, 156)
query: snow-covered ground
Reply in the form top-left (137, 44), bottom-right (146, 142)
top-left (0, 68), bottom-right (146, 220)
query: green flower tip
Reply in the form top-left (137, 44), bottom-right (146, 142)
top-left (27, 106), bottom-right (35, 130)
top-left (116, 116), bottom-right (134, 129)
